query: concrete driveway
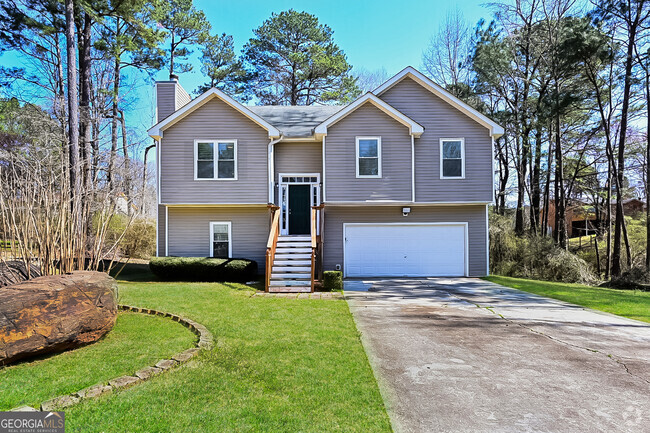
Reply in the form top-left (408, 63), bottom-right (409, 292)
top-left (345, 278), bottom-right (650, 433)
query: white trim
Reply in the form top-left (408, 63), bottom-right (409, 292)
top-left (325, 201), bottom-right (490, 206)
top-left (156, 141), bottom-right (161, 204)
top-left (165, 206), bottom-right (168, 257)
top-left (193, 139), bottom-right (238, 181)
top-left (322, 136), bottom-right (327, 202)
top-left (163, 203), bottom-right (268, 207)
top-left (148, 87), bottom-right (281, 140)
top-left (342, 222), bottom-right (469, 278)
top-left (277, 173), bottom-right (321, 236)
top-left (411, 134), bottom-right (415, 202)
top-left (209, 221), bottom-right (232, 258)
top-left (314, 93), bottom-right (424, 137)
top-left (440, 138), bottom-right (465, 180)
top-left (268, 137), bottom-right (281, 203)
top-left (485, 204), bottom-right (490, 276)
top-left (355, 136), bottom-right (382, 178)
top-left (373, 66), bottom-right (504, 138)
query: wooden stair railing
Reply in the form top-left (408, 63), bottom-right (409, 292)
top-left (310, 205), bottom-right (325, 292)
top-left (265, 207), bottom-right (281, 292)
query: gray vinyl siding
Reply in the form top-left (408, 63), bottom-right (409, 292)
top-left (166, 206), bottom-right (269, 267)
top-left (156, 82), bottom-right (191, 122)
top-left (324, 103), bottom-right (412, 202)
top-left (160, 98), bottom-right (269, 204)
top-left (156, 83), bottom-right (176, 121)
top-left (323, 205), bottom-right (487, 276)
top-left (157, 204), bottom-right (166, 256)
top-left (379, 77), bottom-right (493, 203)
top-left (274, 141), bottom-right (322, 178)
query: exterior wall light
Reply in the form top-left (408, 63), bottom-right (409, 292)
top-left (402, 207), bottom-right (411, 217)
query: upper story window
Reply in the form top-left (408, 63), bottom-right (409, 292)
top-left (440, 138), bottom-right (465, 179)
top-left (195, 140), bottom-right (237, 180)
top-left (356, 137), bottom-right (382, 178)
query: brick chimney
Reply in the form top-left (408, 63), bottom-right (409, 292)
top-left (155, 74), bottom-right (191, 122)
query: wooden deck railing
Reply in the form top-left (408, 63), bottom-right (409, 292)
top-left (265, 207), bottom-right (280, 292)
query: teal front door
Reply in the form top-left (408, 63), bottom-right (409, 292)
top-left (289, 185), bottom-right (310, 235)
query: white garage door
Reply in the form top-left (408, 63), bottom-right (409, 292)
top-left (344, 223), bottom-right (467, 277)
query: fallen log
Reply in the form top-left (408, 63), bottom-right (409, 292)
top-left (0, 260), bottom-right (41, 287)
top-left (0, 271), bottom-right (118, 365)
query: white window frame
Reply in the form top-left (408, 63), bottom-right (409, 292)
top-left (209, 221), bottom-right (232, 258)
top-left (440, 138), bottom-right (465, 179)
top-left (194, 139), bottom-right (238, 181)
top-left (355, 136), bottom-right (382, 178)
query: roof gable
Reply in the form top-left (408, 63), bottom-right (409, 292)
top-left (373, 67), bottom-right (504, 138)
top-left (314, 93), bottom-right (423, 137)
top-left (148, 88), bottom-right (280, 140)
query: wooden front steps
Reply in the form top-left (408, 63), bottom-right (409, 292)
top-left (268, 236), bottom-right (312, 293)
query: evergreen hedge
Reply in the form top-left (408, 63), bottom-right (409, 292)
top-left (149, 257), bottom-right (258, 282)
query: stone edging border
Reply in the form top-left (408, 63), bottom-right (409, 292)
top-left (10, 305), bottom-right (214, 412)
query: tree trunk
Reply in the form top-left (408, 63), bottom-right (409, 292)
top-left (542, 130), bottom-right (554, 236)
top-left (515, 134), bottom-right (528, 235)
top-left (119, 110), bottom-right (131, 214)
top-left (554, 109), bottom-right (567, 249)
top-left (65, 0), bottom-right (80, 198)
top-left (530, 127), bottom-right (543, 235)
top-left (78, 12), bottom-right (92, 194)
top-left (646, 69), bottom-right (650, 270)
top-left (108, 42), bottom-right (121, 192)
top-left (605, 164), bottom-right (612, 279)
top-left (612, 18), bottom-right (639, 277)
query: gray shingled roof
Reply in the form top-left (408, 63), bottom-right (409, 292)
top-left (248, 105), bottom-right (344, 138)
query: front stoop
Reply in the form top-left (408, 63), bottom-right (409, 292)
top-left (269, 235), bottom-right (312, 293)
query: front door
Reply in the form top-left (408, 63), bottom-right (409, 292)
top-left (288, 185), bottom-right (310, 235)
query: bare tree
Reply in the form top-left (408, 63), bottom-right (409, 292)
top-left (422, 8), bottom-right (471, 95)
top-left (353, 67), bottom-right (390, 93)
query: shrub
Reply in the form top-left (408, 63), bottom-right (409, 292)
top-left (149, 257), bottom-right (258, 282)
top-left (489, 211), bottom-right (597, 285)
top-left (323, 271), bottom-right (342, 291)
top-left (608, 266), bottom-right (650, 291)
top-left (120, 219), bottom-right (156, 259)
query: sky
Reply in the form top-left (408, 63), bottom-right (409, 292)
top-left (0, 0), bottom-right (496, 158)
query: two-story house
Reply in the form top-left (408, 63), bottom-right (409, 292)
top-left (148, 67), bottom-right (504, 292)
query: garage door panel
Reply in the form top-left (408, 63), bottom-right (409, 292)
top-left (344, 224), bottom-right (466, 277)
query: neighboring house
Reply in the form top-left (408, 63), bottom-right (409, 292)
top-left (612, 198), bottom-right (646, 216)
top-left (148, 67), bottom-right (504, 292)
top-left (544, 200), bottom-right (599, 238)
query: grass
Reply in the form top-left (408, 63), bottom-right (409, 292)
top-left (0, 312), bottom-right (196, 410)
top-left (17, 265), bottom-right (390, 432)
top-left (484, 275), bottom-right (650, 323)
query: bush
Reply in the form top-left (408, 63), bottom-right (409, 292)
top-left (490, 211), bottom-right (597, 285)
top-left (120, 219), bottom-right (156, 259)
top-left (149, 257), bottom-right (258, 282)
top-left (323, 271), bottom-right (342, 291)
top-left (608, 266), bottom-right (650, 291)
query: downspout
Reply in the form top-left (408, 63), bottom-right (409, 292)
top-left (268, 137), bottom-right (282, 204)
top-left (411, 134), bottom-right (415, 202)
top-left (322, 136), bottom-right (327, 202)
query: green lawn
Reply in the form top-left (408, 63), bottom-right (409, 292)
top-left (28, 266), bottom-right (390, 432)
top-left (484, 275), bottom-right (650, 323)
top-left (0, 312), bottom-right (196, 410)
